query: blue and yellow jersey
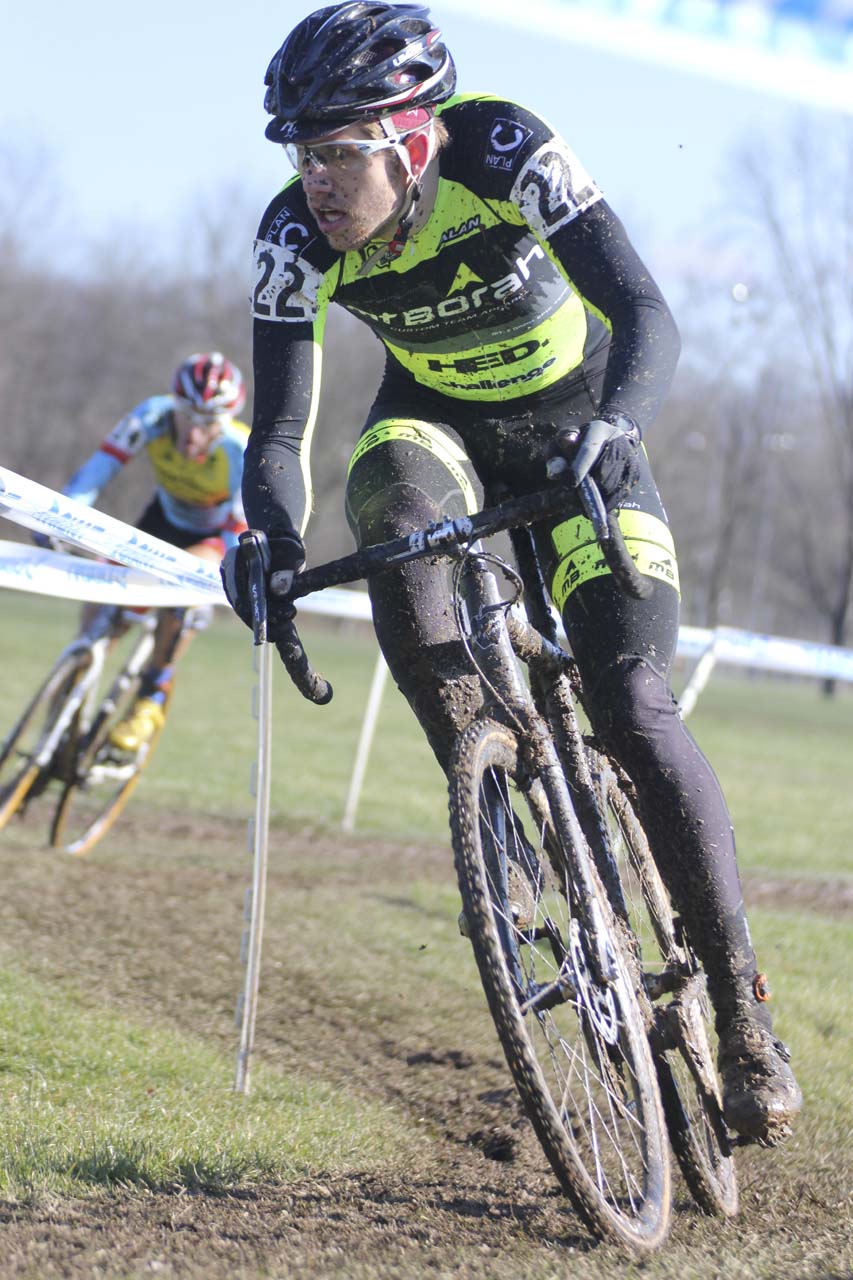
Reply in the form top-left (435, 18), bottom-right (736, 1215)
top-left (246, 94), bottom-right (679, 539)
top-left (64, 395), bottom-right (250, 543)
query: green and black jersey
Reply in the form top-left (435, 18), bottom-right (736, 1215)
top-left (247, 93), bottom-right (679, 537)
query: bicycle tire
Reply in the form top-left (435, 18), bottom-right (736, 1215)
top-left (0, 652), bottom-right (88, 830)
top-left (449, 716), bottom-right (671, 1252)
top-left (49, 677), bottom-right (168, 857)
top-left (589, 752), bottom-right (738, 1217)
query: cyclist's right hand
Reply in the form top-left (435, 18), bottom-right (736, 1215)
top-left (220, 529), bottom-right (306, 637)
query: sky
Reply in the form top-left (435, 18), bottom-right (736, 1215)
top-left (1, 1), bottom-right (835, 293)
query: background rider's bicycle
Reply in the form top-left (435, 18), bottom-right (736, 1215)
top-left (238, 476), bottom-right (737, 1253)
top-left (0, 600), bottom-right (192, 856)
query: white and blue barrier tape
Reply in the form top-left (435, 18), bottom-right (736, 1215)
top-left (0, 465), bottom-right (222, 596)
top-left (2, 463), bottom-right (852, 688)
top-left (0, 540), bottom-right (225, 608)
top-left (0, 465), bottom-right (372, 618)
top-left (680, 623), bottom-right (853, 684)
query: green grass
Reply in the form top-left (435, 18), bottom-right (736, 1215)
top-left (4, 593), bottom-right (853, 871)
top-left (0, 961), bottom-right (422, 1199)
top-left (672, 670), bottom-right (853, 879)
top-left (1, 590), bottom-right (851, 1241)
top-left (747, 909), bottom-right (852, 1115)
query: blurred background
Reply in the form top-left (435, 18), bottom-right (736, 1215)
top-left (2, 0), bottom-right (851, 649)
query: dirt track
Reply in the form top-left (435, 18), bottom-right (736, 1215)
top-left (0, 810), bottom-right (850, 1279)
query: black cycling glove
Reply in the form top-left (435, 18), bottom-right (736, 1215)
top-left (221, 529), bottom-right (306, 638)
top-left (549, 415), bottom-right (641, 511)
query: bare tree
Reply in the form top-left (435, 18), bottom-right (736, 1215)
top-left (649, 272), bottom-right (781, 629)
top-left (732, 117), bottom-right (853, 677)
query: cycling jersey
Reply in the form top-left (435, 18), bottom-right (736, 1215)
top-left (246, 93), bottom-right (679, 539)
top-left (65, 395), bottom-right (250, 545)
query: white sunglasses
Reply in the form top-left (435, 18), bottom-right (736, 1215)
top-left (283, 134), bottom-right (409, 172)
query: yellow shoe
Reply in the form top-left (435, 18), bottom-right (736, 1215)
top-left (109, 698), bottom-right (166, 752)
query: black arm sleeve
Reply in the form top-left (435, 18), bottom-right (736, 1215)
top-left (242, 316), bottom-right (317, 539)
top-left (549, 200), bottom-right (681, 433)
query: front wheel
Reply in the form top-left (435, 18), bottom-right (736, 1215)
top-left (449, 717), bottom-right (671, 1253)
top-left (50, 678), bottom-right (168, 857)
top-left (589, 751), bottom-right (738, 1218)
top-left (0, 652), bottom-right (87, 830)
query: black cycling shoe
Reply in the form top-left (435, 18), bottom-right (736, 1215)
top-left (718, 1015), bottom-right (803, 1145)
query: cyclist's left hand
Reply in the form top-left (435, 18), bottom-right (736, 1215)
top-left (549, 415), bottom-right (641, 511)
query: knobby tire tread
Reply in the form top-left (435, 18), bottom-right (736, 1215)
top-left (0, 652), bottom-right (87, 829)
top-left (50, 681), bottom-right (168, 857)
top-left (449, 716), bottom-right (671, 1253)
top-left (589, 751), bottom-right (738, 1217)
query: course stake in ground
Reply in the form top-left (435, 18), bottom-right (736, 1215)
top-left (234, 636), bottom-right (273, 1094)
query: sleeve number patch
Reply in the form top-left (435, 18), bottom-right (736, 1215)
top-left (511, 139), bottom-right (602, 239)
top-left (106, 413), bottom-right (148, 456)
top-left (251, 239), bottom-right (321, 323)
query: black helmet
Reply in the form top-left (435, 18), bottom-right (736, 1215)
top-left (263, 2), bottom-right (456, 143)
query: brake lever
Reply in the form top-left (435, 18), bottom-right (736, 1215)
top-left (238, 529), bottom-right (272, 646)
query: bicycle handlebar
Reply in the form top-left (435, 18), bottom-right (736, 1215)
top-left (274, 620), bottom-right (334, 706)
top-left (262, 475), bottom-right (650, 705)
top-left (576, 476), bottom-right (652, 603)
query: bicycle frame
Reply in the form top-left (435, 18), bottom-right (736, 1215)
top-left (44, 608), bottom-right (158, 776)
top-left (0, 605), bottom-right (159, 826)
top-left (250, 479), bottom-right (644, 985)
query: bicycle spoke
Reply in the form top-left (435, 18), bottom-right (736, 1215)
top-left (589, 750), bottom-right (738, 1218)
top-left (451, 719), bottom-right (670, 1250)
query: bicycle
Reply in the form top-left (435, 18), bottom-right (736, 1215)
top-left (239, 475), bottom-right (737, 1251)
top-left (0, 599), bottom-right (189, 856)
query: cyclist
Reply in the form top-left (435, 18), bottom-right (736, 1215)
top-left (53, 352), bottom-right (248, 751)
top-left (224, 2), bottom-right (801, 1145)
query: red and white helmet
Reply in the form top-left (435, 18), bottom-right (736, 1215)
top-left (172, 352), bottom-right (246, 416)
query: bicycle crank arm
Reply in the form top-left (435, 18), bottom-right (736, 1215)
top-left (519, 971), bottom-right (579, 1016)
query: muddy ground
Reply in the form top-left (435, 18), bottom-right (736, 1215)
top-left (0, 809), bottom-right (850, 1280)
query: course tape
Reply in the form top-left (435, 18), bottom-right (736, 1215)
top-left (0, 465), bottom-right (222, 595)
top-left (3, 466), bottom-right (851, 680)
top-left (457, 0), bottom-right (853, 113)
top-left (0, 465), bottom-right (375, 618)
top-left (699, 624), bottom-right (853, 683)
top-left (0, 541), bottom-right (225, 607)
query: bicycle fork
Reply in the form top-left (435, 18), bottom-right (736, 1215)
top-left (463, 557), bottom-right (619, 990)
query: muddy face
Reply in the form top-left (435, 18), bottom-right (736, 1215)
top-left (299, 126), bottom-right (409, 252)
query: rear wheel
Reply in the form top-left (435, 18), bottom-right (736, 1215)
top-left (50, 678), bottom-right (168, 857)
top-left (589, 751), bottom-right (738, 1217)
top-left (0, 653), bottom-right (87, 829)
top-left (450, 717), bottom-right (671, 1253)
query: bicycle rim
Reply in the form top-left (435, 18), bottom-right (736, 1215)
top-left (450, 717), bottom-right (671, 1252)
top-left (0, 653), bottom-right (86, 829)
top-left (591, 752), bottom-right (738, 1217)
top-left (50, 681), bottom-right (166, 857)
